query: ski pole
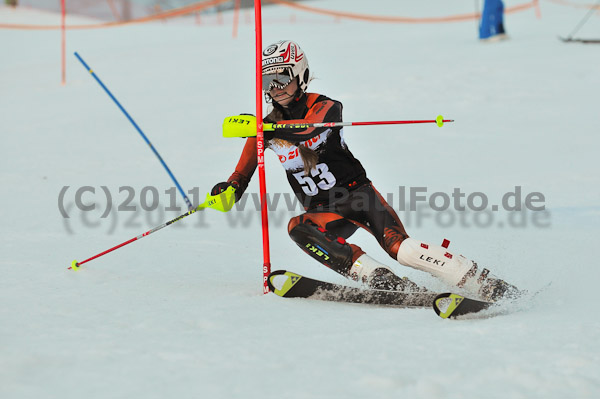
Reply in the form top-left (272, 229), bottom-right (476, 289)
top-left (223, 115), bottom-right (453, 138)
top-left (268, 116), bottom-right (453, 130)
top-left (69, 187), bottom-right (236, 270)
top-left (74, 52), bottom-right (194, 211)
top-left (565, 0), bottom-right (600, 41)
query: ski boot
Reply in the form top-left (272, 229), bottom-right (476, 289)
top-left (396, 237), bottom-right (522, 302)
top-left (349, 254), bottom-right (430, 293)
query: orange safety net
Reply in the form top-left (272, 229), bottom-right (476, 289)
top-left (545, 0), bottom-right (600, 10)
top-left (0, 0), bottom-right (231, 30)
top-left (1, 0), bottom-right (547, 30)
top-left (269, 0), bottom-right (539, 23)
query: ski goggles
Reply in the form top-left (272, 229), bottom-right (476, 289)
top-left (262, 68), bottom-right (293, 91)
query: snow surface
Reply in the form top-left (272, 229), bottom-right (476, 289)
top-left (1, 1), bottom-right (599, 398)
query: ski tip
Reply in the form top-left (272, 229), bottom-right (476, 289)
top-left (70, 260), bottom-right (80, 271)
top-left (266, 270), bottom-right (282, 293)
top-left (268, 270), bottom-right (302, 297)
top-left (432, 293), bottom-right (464, 318)
top-left (433, 293), bottom-right (494, 319)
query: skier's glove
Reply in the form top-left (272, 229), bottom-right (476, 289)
top-left (211, 180), bottom-right (244, 202)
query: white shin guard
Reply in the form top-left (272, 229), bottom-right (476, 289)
top-left (396, 238), bottom-right (474, 287)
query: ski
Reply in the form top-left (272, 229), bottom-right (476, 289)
top-left (267, 269), bottom-right (437, 307)
top-left (559, 36), bottom-right (600, 44)
top-left (267, 270), bottom-right (493, 318)
top-left (432, 293), bottom-right (493, 319)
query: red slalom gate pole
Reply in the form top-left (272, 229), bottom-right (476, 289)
top-left (254, 0), bottom-right (271, 294)
top-left (61, 0), bottom-right (66, 85)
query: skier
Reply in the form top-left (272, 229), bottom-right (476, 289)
top-left (212, 40), bottom-right (518, 302)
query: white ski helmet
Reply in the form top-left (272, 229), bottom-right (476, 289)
top-left (262, 40), bottom-right (310, 93)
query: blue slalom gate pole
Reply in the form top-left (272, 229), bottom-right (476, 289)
top-left (74, 52), bottom-right (194, 211)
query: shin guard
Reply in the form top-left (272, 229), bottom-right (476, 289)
top-left (289, 223), bottom-right (353, 275)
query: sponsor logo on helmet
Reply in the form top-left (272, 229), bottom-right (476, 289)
top-left (262, 56), bottom-right (284, 67)
top-left (283, 42), bottom-right (304, 63)
top-left (263, 44), bottom-right (278, 56)
top-left (282, 43), bottom-right (293, 63)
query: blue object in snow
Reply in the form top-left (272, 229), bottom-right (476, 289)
top-left (479, 0), bottom-right (506, 39)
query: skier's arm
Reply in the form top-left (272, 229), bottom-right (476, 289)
top-left (270, 99), bottom-right (342, 142)
top-left (211, 137), bottom-right (257, 201)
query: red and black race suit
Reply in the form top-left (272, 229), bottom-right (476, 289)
top-left (227, 92), bottom-right (369, 209)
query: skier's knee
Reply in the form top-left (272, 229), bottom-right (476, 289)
top-left (287, 215), bottom-right (304, 234)
top-left (288, 222), bottom-right (354, 274)
top-left (386, 239), bottom-right (404, 260)
top-left (383, 227), bottom-right (410, 259)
